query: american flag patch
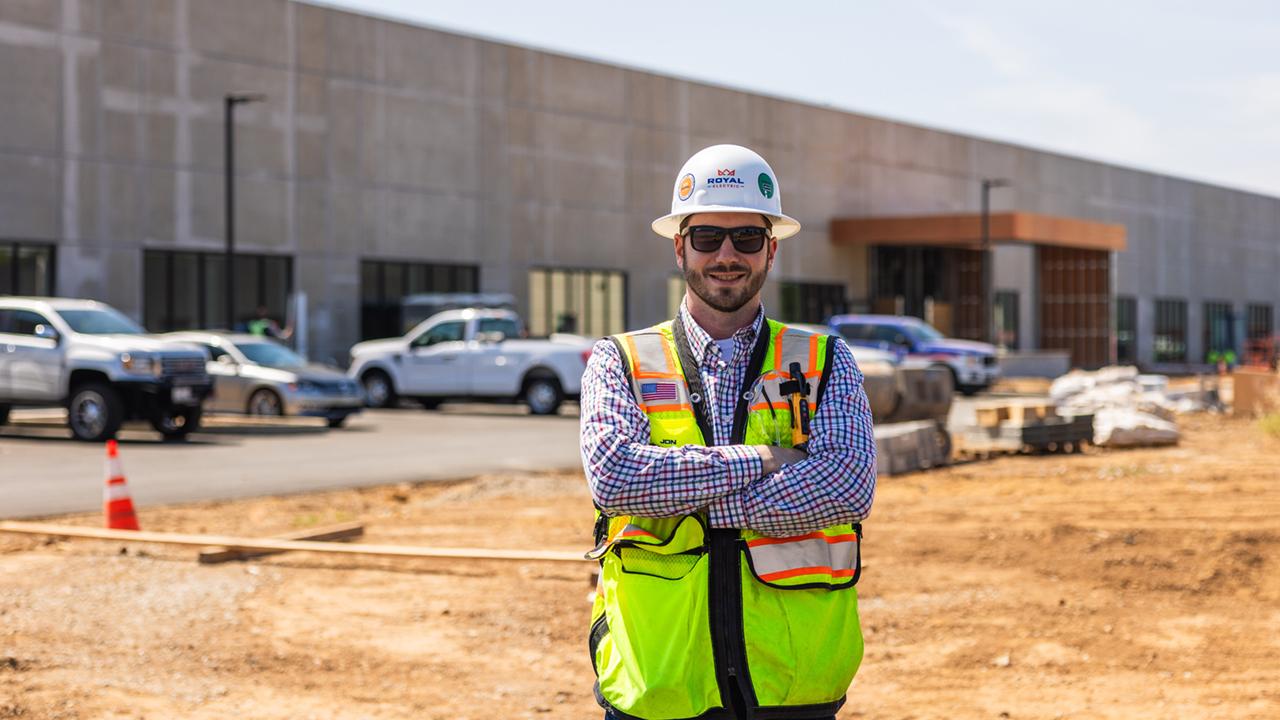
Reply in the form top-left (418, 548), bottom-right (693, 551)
top-left (640, 382), bottom-right (679, 403)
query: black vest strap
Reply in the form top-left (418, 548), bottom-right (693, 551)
top-left (671, 317), bottom-right (717, 445)
top-left (731, 322), bottom-right (774, 445)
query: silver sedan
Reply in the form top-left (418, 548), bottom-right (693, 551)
top-left (163, 332), bottom-right (364, 428)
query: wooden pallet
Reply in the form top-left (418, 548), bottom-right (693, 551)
top-left (955, 414), bottom-right (1093, 457)
top-left (973, 399), bottom-right (1058, 428)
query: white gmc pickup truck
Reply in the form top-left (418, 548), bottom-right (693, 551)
top-left (347, 308), bottom-right (595, 415)
top-left (0, 297), bottom-right (212, 441)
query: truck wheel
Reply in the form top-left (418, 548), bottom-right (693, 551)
top-left (0, 404), bottom-right (9, 427)
top-left (67, 382), bottom-right (124, 442)
top-left (247, 388), bottom-right (283, 416)
top-left (152, 407), bottom-right (202, 440)
top-left (361, 370), bottom-right (397, 409)
top-left (524, 376), bottom-right (563, 416)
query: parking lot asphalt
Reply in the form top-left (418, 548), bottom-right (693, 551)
top-left (0, 404), bottom-right (583, 519)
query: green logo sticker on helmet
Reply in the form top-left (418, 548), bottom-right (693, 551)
top-left (757, 173), bottom-right (774, 199)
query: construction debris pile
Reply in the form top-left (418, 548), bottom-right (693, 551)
top-left (1049, 366), bottom-right (1219, 447)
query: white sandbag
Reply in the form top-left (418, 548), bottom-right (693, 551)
top-left (1093, 407), bottom-right (1180, 447)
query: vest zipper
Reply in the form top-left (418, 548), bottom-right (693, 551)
top-left (710, 527), bottom-right (755, 718)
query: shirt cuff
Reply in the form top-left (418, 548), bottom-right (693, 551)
top-left (718, 444), bottom-right (762, 489)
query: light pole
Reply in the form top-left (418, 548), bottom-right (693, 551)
top-left (981, 177), bottom-right (1011, 345)
top-left (224, 93), bottom-right (265, 330)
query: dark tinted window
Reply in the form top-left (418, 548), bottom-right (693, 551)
top-left (10, 310), bottom-right (53, 335)
top-left (412, 321), bottom-right (466, 347)
top-left (835, 323), bottom-right (871, 342)
top-left (56, 308), bottom-right (144, 335)
top-left (361, 260), bottom-right (480, 340)
top-left (870, 325), bottom-right (909, 346)
top-left (200, 343), bottom-right (230, 362)
top-left (478, 318), bottom-right (520, 338)
top-left (144, 250), bottom-right (292, 332)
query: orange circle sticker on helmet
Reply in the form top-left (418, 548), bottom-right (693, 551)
top-left (678, 173), bottom-right (695, 201)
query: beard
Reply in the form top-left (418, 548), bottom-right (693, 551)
top-left (681, 246), bottom-right (769, 314)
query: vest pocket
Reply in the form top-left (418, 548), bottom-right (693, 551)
top-left (592, 514), bottom-right (724, 718)
top-left (619, 546), bottom-right (702, 580)
top-left (741, 525), bottom-right (861, 590)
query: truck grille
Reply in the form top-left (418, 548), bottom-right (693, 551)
top-left (162, 356), bottom-right (208, 382)
top-left (983, 356), bottom-right (997, 367)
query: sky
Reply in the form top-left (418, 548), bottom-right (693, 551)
top-left (316, 1), bottom-right (1280, 198)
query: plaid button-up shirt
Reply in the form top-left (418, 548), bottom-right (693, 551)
top-left (580, 300), bottom-right (877, 537)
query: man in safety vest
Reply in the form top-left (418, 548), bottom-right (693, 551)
top-left (580, 144), bottom-right (878, 720)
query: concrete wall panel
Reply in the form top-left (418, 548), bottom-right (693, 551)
top-left (294, 183), bottom-right (329, 254)
top-left (294, 2), bottom-right (328, 73)
top-left (327, 9), bottom-right (379, 81)
top-left (0, 43), bottom-right (60, 153)
top-left (377, 93), bottom-right (479, 192)
top-left (330, 186), bottom-right (380, 256)
top-left (687, 84), bottom-right (752, 140)
top-left (508, 51), bottom-right (627, 120)
top-left (381, 190), bottom-right (480, 261)
top-left (188, 0), bottom-right (289, 67)
top-left (99, 0), bottom-right (178, 47)
top-left (187, 58), bottom-right (290, 174)
top-left (380, 23), bottom-right (479, 99)
top-left (625, 71), bottom-right (685, 131)
top-left (0, 155), bottom-right (59, 239)
top-left (57, 245), bottom-right (139, 313)
top-left (236, 176), bottom-right (290, 250)
top-left (143, 167), bottom-right (176, 243)
top-left (0, 0), bottom-right (60, 29)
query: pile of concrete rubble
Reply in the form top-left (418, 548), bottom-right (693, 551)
top-left (1049, 366), bottom-right (1221, 447)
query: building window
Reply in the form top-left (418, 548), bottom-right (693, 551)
top-left (0, 241), bottom-right (56, 296)
top-left (1153, 298), bottom-right (1187, 363)
top-left (528, 267), bottom-right (626, 338)
top-left (778, 281), bottom-right (846, 324)
top-left (994, 290), bottom-right (1020, 350)
top-left (1203, 301), bottom-right (1235, 362)
top-left (1246, 303), bottom-right (1273, 341)
top-left (143, 250), bottom-right (292, 332)
top-left (1115, 296), bottom-right (1137, 364)
top-left (360, 260), bottom-right (478, 340)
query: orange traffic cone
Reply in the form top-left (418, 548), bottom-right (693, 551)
top-left (103, 440), bottom-right (140, 530)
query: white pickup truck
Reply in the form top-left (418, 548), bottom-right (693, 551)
top-left (0, 297), bottom-right (212, 441)
top-left (347, 308), bottom-right (595, 415)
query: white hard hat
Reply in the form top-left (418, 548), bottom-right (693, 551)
top-left (651, 144), bottom-right (801, 240)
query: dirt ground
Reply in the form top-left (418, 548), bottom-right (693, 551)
top-left (3, 413), bottom-right (1279, 720)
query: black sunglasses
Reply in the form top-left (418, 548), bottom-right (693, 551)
top-left (682, 225), bottom-right (770, 254)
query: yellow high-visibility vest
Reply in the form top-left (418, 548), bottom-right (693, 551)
top-left (588, 318), bottom-right (864, 720)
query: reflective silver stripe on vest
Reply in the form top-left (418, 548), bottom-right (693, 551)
top-left (746, 531), bottom-right (859, 582)
top-left (623, 329), bottom-right (692, 409)
top-left (748, 327), bottom-right (823, 409)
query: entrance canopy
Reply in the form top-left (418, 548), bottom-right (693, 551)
top-left (831, 212), bottom-right (1127, 252)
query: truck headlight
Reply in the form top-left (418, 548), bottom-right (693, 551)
top-left (964, 355), bottom-right (980, 368)
top-left (120, 352), bottom-right (161, 377)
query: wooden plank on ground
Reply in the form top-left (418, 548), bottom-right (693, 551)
top-left (0, 522), bottom-right (588, 564)
top-left (198, 521), bottom-right (365, 564)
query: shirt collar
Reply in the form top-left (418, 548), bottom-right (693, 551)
top-left (677, 298), bottom-right (765, 368)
